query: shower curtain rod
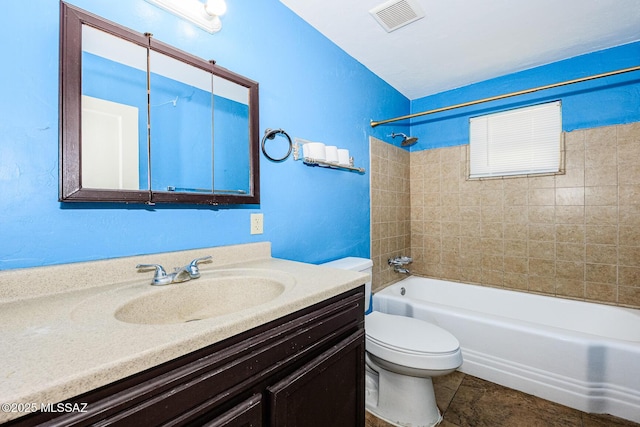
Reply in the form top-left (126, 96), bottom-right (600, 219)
top-left (370, 64), bottom-right (640, 128)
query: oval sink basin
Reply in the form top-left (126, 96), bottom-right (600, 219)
top-left (114, 270), bottom-right (292, 325)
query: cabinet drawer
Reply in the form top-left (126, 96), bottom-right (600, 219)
top-left (202, 394), bottom-right (262, 427)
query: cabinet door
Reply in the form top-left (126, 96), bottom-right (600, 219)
top-left (202, 394), bottom-right (262, 427)
top-left (267, 330), bottom-right (365, 427)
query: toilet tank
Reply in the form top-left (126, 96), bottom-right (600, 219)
top-left (321, 257), bottom-right (373, 314)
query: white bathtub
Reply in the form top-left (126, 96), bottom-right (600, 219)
top-left (373, 276), bottom-right (640, 423)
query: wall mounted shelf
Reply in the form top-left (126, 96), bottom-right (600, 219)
top-left (292, 141), bottom-right (366, 174)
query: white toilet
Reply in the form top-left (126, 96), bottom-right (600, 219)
top-left (322, 257), bottom-right (462, 427)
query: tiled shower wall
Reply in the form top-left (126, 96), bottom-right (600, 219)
top-left (370, 137), bottom-right (411, 291)
top-left (371, 122), bottom-right (640, 309)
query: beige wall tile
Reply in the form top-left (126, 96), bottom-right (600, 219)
top-left (370, 137), bottom-right (412, 288)
top-left (619, 225), bottom-right (640, 247)
top-left (556, 149), bottom-right (585, 188)
top-left (504, 205), bottom-right (529, 223)
top-left (555, 278), bottom-right (585, 298)
top-left (504, 188), bottom-right (528, 206)
top-left (529, 258), bottom-right (555, 277)
top-left (619, 184), bottom-right (640, 205)
top-left (529, 188), bottom-right (555, 205)
top-left (616, 122), bottom-right (640, 141)
top-left (618, 286), bottom-right (640, 307)
top-left (619, 246), bottom-right (640, 266)
top-left (482, 269), bottom-right (504, 286)
top-left (585, 282), bottom-right (616, 303)
top-left (555, 224), bottom-right (585, 244)
top-left (529, 241), bottom-right (555, 260)
top-left (504, 272), bottom-right (528, 290)
top-left (369, 122), bottom-right (640, 309)
top-left (619, 266), bottom-right (640, 287)
top-left (481, 189), bottom-right (503, 206)
top-left (555, 187), bottom-right (584, 205)
top-left (585, 125), bottom-right (617, 149)
top-left (505, 239), bottom-right (528, 257)
top-left (504, 256), bottom-right (528, 274)
top-left (564, 129), bottom-right (586, 148)
top-left (585, 165), bottom-right (617, 186)
top-left (504, 223), bottom-right (528, 240)
top-left (619, 204), bottom-right (640, 225)
top-left (586, 244), bottom-right (617, 264)
top-left (585, 225), bottom-right (617, 245)
top-left (556, 261), bottom-right (585, 281)
top-left (481, 204), bottom-right (503, 222)
top-left (617, 140), bottom-right (640, 165)
top-left (585, 186), bottom-right (617, 206)
top-left (529, 174), bottom-right (555, 188)
top-left (618, 163), bottom-right (640, 185)
top-left (556, 243), bottom-right (585, 262)
top-left (460, 268), bottom-right (482, 284)
top-left (528, 276), bottom-right (556, 294)
top-left (555, 206), bottom-right (584, 224)
top-left (585, 205), bottom-right (617, 225)
top-left (460, 190), bottom-right (482, 206)
top-left (528, 206), bottom-right (555, 223)
top-left (482, 222), bottom-right (504, 239)
top-left (585, 263), bottom-right (617, 284)
top-left (529, 223), bottom-right (555, 241)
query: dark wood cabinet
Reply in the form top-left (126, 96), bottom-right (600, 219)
top-left (268, 330), bottom-right (365, 427)
top-left (203, 395), bottom-right (262, 427)
top-left (6, 287), bottom-right (365, 427)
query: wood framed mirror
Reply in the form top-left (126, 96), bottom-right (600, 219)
top-left (59, 2), bottom-right (260, 205)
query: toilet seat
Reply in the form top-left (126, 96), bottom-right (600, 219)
top-left (365, 311), bottom-right (462, 371)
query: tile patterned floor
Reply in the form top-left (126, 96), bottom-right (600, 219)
top-left (365, 372), bottom-right (640, 427)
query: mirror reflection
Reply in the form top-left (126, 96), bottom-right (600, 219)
top-left (211, 75), bottom-right (251, 195)
top-left (60, 2), bottom-right (259, 205)
top-left (81, 25), bottom-right (148, 191)
top-left (149, 50), bottom-right (214, 193)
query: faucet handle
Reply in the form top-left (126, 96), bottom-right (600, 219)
top-left (187, 256), bottom-right (212, 278)
top-left (136, 263), bottom-right (172, 286)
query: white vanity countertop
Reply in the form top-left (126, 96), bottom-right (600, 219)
top-left (0, 242), bottom-right (368, 422)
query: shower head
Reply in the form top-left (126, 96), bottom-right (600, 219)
top-left (390, 132), bottom-right (418, 147)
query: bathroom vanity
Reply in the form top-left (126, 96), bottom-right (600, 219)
top-left (0, 243), bottom-right (367, 426)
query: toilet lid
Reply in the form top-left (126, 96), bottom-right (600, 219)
top-left (366, 311), bottom-right (459, 355)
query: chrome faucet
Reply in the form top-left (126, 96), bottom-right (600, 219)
top-left (388, 256), bottom-right (412, 274)
top-left (136, 256), bottom-right (212, 285)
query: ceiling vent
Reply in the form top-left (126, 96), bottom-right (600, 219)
top-left (369, 0), bottom-right (425, 33)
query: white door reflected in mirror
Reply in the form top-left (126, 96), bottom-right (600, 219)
top-left (81, 96), bottom-right (140, 190)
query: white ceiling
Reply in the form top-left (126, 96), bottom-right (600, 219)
top-left (279, 0), bottom-right (640, 100)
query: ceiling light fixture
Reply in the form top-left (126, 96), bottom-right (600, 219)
top-left (146, 0), bottom-right (227, 33)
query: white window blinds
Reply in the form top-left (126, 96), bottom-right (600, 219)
top-left (469, 101), bottom-right (562, 178)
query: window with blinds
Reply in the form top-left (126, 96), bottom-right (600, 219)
top-left (469, 101), bottom-right (562, 179)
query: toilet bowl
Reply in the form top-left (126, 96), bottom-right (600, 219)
top-left (321, 257), bottom-right (462, 427)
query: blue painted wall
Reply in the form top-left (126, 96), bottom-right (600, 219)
top-left (0, 0), bottom-right (409, 270)
top-left (408, 41), bottom-right (640, 151)
top-left (4, 1), bottom-right (635, 271)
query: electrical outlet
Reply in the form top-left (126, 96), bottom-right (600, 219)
top-left (250, 213), bottom-right (264, 235)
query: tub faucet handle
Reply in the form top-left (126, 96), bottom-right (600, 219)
top-left (187, 256), bottom-right (212, 278)
top-left (136, 263), bottom-right (172, 285)
top-left (388, 256), bottom-right (412, 266)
